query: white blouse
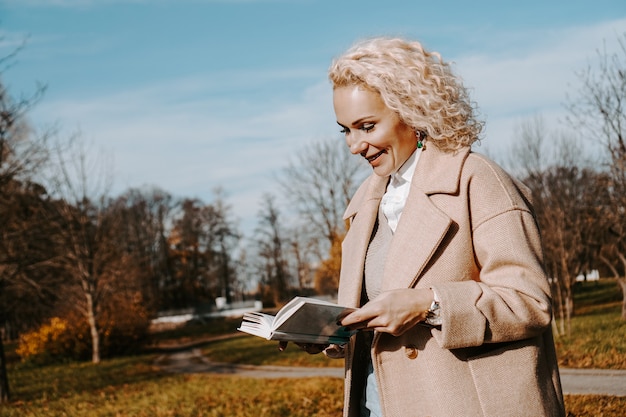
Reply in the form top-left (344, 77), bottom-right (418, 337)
top-left (380, 148), bottom-right (422, 233)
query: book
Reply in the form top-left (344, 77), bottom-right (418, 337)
top-left (238, 296), bottom-right (357, 344)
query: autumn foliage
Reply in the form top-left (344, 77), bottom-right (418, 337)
top-left (16, 296), bottom-right (150, 364)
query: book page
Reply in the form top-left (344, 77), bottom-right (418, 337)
top-left (272, 296), bottom-right (308, 326)
top-left (238, 312), bottom-right (275, 339)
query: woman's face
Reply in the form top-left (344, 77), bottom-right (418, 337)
top-left (333, 85), bottom-right (416, 177)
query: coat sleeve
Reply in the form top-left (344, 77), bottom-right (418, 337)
top-left (430, 155), bottom-right (553, 350)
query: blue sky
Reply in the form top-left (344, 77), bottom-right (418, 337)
top-left (1, 0), bottom-right (625, 234)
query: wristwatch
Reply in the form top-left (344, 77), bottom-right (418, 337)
top-left (425, 299), bottom-right (442, 326)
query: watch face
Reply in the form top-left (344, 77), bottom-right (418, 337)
top-left (426, 301), bottom-right (442, 326)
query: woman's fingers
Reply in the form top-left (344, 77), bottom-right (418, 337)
top-left (339, 308), bottom-right (375, 328)
top-left (299, 343), bottom-right (328, 354)
top-left (339, 289), bottom-right (434, 335)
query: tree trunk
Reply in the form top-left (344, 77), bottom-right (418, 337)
top-left (618, 277), bottom-right (626, 321)
top-left (85, 292), bottom-right (100, 363)
top-left (620, 253), bottom-right (626, 321)
top-left (565, 294), bottom-right (572, 337)
top-left (599, 254), bottom-right (626, 320)
top-left (0, 337), bottom-right (9, 403)
top-left (552, 269), bottom-right (566, 337)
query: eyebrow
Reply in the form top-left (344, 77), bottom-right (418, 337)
top-left (337, 116), bottom-right (376, 127)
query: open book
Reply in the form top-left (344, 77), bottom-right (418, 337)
top-left (238, 296), bottom-right (357, 344)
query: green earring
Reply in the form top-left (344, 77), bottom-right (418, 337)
top-left (416, 131), bottom-right (425, 149)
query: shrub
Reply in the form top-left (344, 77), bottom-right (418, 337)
top-left (15, 317), bottom-right (79, 364)
top-left (99, 293), bottom-right (151, 357)
top-left (16, 296), bottom-right (150, 364)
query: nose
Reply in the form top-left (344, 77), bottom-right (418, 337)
top-left (347, 134), bottom-right (367, 155)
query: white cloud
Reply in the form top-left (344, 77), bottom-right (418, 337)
top-left (456, 18), bottom-right (626, 157)
top-left (29, 68), bottom-right (336, 236)
top-left (24, 16), bottom-right (626, 237)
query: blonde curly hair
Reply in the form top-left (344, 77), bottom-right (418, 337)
top-left (328, 37), bottom-right (483, 152)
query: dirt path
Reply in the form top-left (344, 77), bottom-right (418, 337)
top-left (154, 347), bottom-right (343, 379)
top-left (152, 335), bottom-right (626, 396)
top-left (559, 368), bottom-right (626, 396)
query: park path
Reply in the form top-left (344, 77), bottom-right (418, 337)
top-left (152, 335), bottom-right (626, 397)
top-left (559, 368), bottom-right (626, 396)
top-left (154, 347), bottom-right (345, 379)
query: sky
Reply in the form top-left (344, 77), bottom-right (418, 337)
top-left (1, 0), bottom-right (625, 236)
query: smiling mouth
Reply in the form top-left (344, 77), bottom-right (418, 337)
top-left (364, 150), bottom-right (385, 163)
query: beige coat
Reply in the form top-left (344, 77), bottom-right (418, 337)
top-left (338, 145), bottom-right (565, 417)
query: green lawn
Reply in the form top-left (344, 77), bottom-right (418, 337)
top-left (4, 358), bottom-right (344, 417)
top-left (555, 279), bottom-right (626, 369)
top-left (199, 334), bottom-right (342, 367)
top-left (1, 278), bottom-right (625, 416)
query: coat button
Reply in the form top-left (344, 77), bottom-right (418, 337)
top-left (405, 345), bottom-right (418, 359)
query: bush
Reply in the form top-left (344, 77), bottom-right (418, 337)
top-left (99, 294), bottom-right (151, 357)
top-left (16, 296), bottom-right (150, 364)
top-left (15, 317), bottom-right (76, 364)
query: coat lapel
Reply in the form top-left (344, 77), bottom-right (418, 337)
top-left (383, 146), bottom-right (470, 290)
top-left (382, 191), bottom-right (451, 290)
top-left (340, 145), bottom-right (471, 299)
top-left (339, 175), bottom-right (387, 307)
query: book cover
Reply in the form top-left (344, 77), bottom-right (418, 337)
top-left (238, 296), bottom-right (357, 344)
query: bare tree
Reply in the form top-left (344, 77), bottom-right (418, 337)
top-left (46, 136), bottom-right (116, 363)
top-left (208, 189), bottom-right (241, 304)
top-left (506, 115), bottom-right (550, 177)
top-left (253, 193), bottom-right (291, 305)
top-left (279, 138), bottom-right (367, 258)
top-left (0, 180), bottom-right (63, 401)
top-left (278, 138), bottom-right (366, 295)
top-left (168, 198), bottom-right (213, 308)
top-left (109, 186), bottom-right (175, 312)
top-left (566, 32), bottom-right (626, 319)
top-left (288, 229), bottom-right (315, 291)
top-left (0, 43), bottom-right (50, 402)
top-left (166, 191), bottom-right (240, 310)
top-left (511, 117), bottom-right (603, 335)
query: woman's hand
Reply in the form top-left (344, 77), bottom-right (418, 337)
top-left (323, 343), bottom-right (346, 359)
top-left (278, 342), bottom-right (346, 358)
top-left (339, 288), bottom-right (434, 336)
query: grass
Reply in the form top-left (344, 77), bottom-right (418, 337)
top-left (147, 316), bottom-right (242, 344)
top-left (6, 354), bottom-right (161, 402)
top-left (199, 335), bottom-right (342, 367)
top-left (1, 278), bottom-right (625, 416)
top-left (573, 279), bottom-right (623, 311)
top-left (3, 360), bottom-right (344, 417)
top-left (3, 357), bottom-right (626, 417)
top-left (555, 279), bottom-right (626, 369)
top-left (555, 309), bottom-right (626, 369)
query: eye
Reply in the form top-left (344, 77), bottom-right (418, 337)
top-left (339, 126), bottom-right (349, 134)
top-left (360, 123), bottom-right (375, 132)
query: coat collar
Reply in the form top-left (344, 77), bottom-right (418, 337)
top-left (339, 146), bottom-right (471, 304)
top-left (343, 145), bottom-right (470, 220)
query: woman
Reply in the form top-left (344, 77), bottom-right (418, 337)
top-left (317, 37), bottom-right (564, 417)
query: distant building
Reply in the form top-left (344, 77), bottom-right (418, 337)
top-left (576, 270), bottom-right (600, 282)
